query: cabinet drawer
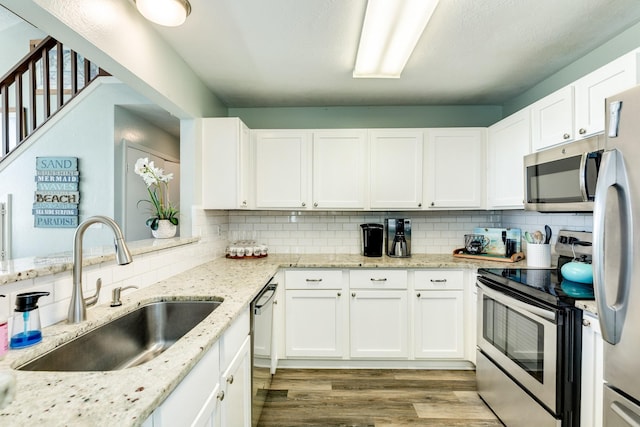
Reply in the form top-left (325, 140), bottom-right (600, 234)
top-left (414, 270), bottom-right (463, 290)
top-left (285, 269), bottom-right (343, 289)
top-left (350, 270), bottom-right (408, 289)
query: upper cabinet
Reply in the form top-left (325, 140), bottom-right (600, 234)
top-left (312, 130), bottom-right (367, 209)
top-left (574, 51), bottom-right (640, 139)
top-left (202, 117), bottom-right (252, 209)
top-left (254, 130), bottom-right (311, 209)
top-left (369, 130), bottom-right (424, 209)
top-left (425, 128), bottom-right (485, 209)
top-left (487, 109), bottom-right (531, 209)
top-left (531, 50), bottom-right (640, 151)
top-left (531, 86), bottom-right (575, 151)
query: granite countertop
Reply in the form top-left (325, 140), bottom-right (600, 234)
top-left (0, 252), bottom-right (594, 425)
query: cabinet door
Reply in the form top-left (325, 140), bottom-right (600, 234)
top-left (202, 117), bottom-right (251, 209)
top-left (152, 341), bottom-right (221, 426)
top-left (220, 336), bottom-right (251, 427)
top-left (285, 289), bottom-right (345, 358)
top-left (254, 130), bottom-right (311, 209)
top-left (312, 130), bottom-right (367, 209)
top-left (414, 290), bottom-right (464, 359)
top-left (487, 109), bottom-right (531, 209)
top-left (426, 128), bottom-right (485, 208)
top-left (575, 51), bottom-right (639, 139)
top-left (369, 130), bottom-right (423, 209)
top-left (531, 86), bottom-right (575, 151)
top-left (581, 313), bottom-right (604, 427)
top-left (350, 290), bottom-right (408, 358)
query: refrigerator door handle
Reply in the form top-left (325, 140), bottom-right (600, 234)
top-left (611, 401), bottom-right (640, 427)
top-left (593, 149), bottom-right (634, 345)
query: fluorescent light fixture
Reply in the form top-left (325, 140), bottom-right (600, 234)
top-left (353, 0), bottom-right (439, 78)
top-left (135, 0), bottom-right (191, 27)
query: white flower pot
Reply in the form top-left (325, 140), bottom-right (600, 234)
top-left (152, 220), bottom-right (177, 239)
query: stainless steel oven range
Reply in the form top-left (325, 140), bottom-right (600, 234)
top-left (476, 230), bottom-right (593, 427)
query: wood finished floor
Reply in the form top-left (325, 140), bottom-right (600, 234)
top-left (257, 369), bottom-right (504, 427)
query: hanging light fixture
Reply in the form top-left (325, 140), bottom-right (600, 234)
top-left (135, 0), bottom-right (192, 27)
top-left (353, 0), bottom-right (439, 78)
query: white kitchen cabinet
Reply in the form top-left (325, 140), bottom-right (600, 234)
top-left (413, 270), bottom-right (465, 359)
top-left (581, 311), bottom-right (604, 427)
top-left (369, 129), bottom-right (424, 209)
top-left (220, 335), bottom-right (251, 427)
top-left (285, 270), bottom-right (346, 358)
top-left (350, 289), bottom-right (409, 358)
top-left (574, 51), bottom-right (640, 139)
top-left (531, 85), bottom-right (575, 151)
top-left (487, 109), bottom-right (531, 209)
top-left (151, 341), bottom-right (221, 427)
top-left (253, 130), bottom-right (311, 209)
top-left (349, 269), bottom-right (409, 358)
top-left (202, 117), bottom-right (251, 209)
top-left (312, 130), bottom-right (367, 209)
top-left (425, 128), bottom-right (485, 209)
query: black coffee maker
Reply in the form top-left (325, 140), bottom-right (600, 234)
top-left (360, 224), bottom-right (384, 257)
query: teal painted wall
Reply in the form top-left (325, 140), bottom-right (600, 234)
top-left (503, 20), bottom-right (640, 116)
top-left (229, 105), bottom-right (502, 129)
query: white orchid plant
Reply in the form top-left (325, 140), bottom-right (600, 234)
top-left (134, 157), bottom-right (179, 230)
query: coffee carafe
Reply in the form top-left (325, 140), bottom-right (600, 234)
top-left (385, 218), bottom-right (411, 257)
top-left (360, 223), bottom-right (384, 257)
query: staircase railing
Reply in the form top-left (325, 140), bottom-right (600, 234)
top-left (0, 36), bottom-right (109, 162)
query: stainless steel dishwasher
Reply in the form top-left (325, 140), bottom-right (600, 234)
top-left (251, 278), bottom-right (278, 427)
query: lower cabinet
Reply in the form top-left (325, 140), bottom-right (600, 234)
top-left (285, 289), bottom-right (346, 358)
top-left (350, 289), bottom-right (409, 358)
top-left (413, 270), bottom-right (465, 359)
top-left (581, 311), bottom-right (604, 427)
top-left (147, 309), bottom-right (251, 427)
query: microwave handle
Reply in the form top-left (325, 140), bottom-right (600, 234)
top-left (579, 152), bottom-right (589, 201)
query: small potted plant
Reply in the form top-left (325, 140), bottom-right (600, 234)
top-left (134, 157), bottom-right (179, 238)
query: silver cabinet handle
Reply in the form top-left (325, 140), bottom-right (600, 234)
top-left (416, 293), bottom-right (421, 298)
top-left (306, 278), bottom-right (323, 282)
top-left (594, 149), bottom-right (633, 345)
top-left (579, 128), bottom-right (587, 135)
top-left (351, 292), bottom-right (356, 297)
top-left (313, 202), bottom-right (318, 207)
top-left (430, 202), bottom-right (435, 207)
top-left (337, 292), bottom-right (341, 297)
top-left (370, 278), bottom-right (387, 282)
top-left (301, 202), bottom-right (306, 207)
top-left (582, 319), bottom-right (591, 327)
top-left (241, 200), bottom-right (247, 206)
top-left (217, 390), bottom-right (225, 401)
top-left (226, 375), bottom-right (234, 384)
top-left (418, 203), bottom-right (422, 207)
top-left (430, 279), bottom-right (447, 283)
top-left (563, 133), bottom-right (571, 139)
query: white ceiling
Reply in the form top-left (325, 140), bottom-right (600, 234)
top-left (149, 0), bottom-right (640, 108)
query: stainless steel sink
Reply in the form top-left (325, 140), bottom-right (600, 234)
top-left (18, 300), bottom-right (222, 372)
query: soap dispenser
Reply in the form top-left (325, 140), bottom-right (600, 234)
top-left (10, 292), bottom-right (50, 349)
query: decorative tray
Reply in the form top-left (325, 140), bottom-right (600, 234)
top-left (453, 248), bottom-right (525, 263)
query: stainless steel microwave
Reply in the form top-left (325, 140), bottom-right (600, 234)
top-left (524, 136), bottom-right (604, 212)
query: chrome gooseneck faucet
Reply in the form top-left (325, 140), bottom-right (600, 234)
top-left (68, 216), bottom-right (133, 324)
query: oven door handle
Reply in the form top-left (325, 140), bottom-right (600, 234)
top-left (477, 282), bottom-right (556, 322)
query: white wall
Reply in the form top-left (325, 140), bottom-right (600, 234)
top-left (0, 12), bottom-right (45, 76)
top-left (0, 79), bottom-right (164, 258)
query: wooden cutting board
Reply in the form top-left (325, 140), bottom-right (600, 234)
top-left (453, 248), bottom-right (525, 263)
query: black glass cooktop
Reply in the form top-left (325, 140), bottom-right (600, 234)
top-left (478, 267), bottom-right (594, 306)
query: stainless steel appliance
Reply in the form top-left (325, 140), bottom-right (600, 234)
top-left (251, 278), bottom-right (278, 427)
top-left (524, 135), bottom-right (604, 212)
top-left (476, 230), bottom-right (594, 427)
top-left (595, 85), bottom-right (640, 426)
top-left (360, 223), bottom-right (384, 257)
top-left (385, 218), bottom-right (411, 257)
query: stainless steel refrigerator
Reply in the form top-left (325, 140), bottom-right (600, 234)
top-left (595, 84), bottom-right (640, 426)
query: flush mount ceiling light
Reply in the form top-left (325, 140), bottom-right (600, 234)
top-left (135, 0), bottom-right (191, 27)
top-left (353, 0), bottom-right (439, 78)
